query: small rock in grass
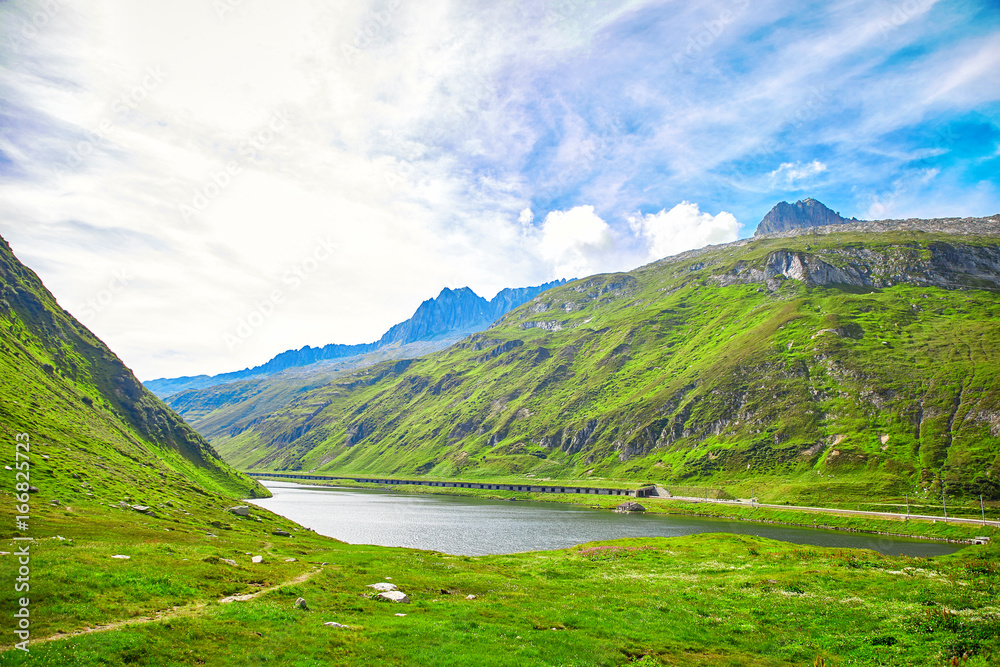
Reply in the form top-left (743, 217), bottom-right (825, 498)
top-left (220, 558), bottom-right (238, 566)
top-left (324, 622), bottom-right (346, 628)
top-left (394, 613), bottom-right (406, 617)
top-left (3, 466), bottom-right (10, 471)
top-left (285, 557), bottom-right (297, 562)
top-left (368, 582), bottom-right (397, 592)
top-left (272, 530), bottom-right (291, 537)
top-left (27, 486), bottom-right (39, 493)
top-left (377, 591), bottom-right (409, 603)
top-left (111, 554), bottom-right (130, 560)
top-left (466, 594), bottom-right (477, 600)
top-left (229, 506), bottom-right (250, 516)
top-left (51, 499), bottom-right (60, 506)
top-left (251, 555), bottom-right (263, 564)
top-left (294, 597), bottom-right (308, 610)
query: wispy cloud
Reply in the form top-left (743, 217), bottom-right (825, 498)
top-left (0, 0), bottom-right (997, 379)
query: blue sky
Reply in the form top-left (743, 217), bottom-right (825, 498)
top-left (1, 0), bottom-right (998, 379)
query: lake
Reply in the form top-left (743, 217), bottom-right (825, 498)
top-left (249, 481), bottom-right (961, 557)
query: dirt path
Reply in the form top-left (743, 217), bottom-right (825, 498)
top-left (39, 567), bottom-right (322, 644)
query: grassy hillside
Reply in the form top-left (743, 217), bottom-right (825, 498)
top-left (0, 235), bottom-right (266, 503)
top-left (198, 230), bottom-right (1000, 505)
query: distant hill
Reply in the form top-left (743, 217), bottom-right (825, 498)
top-left (144, 280), bottom-right (565, 398)
top-left (201, 212), bottom-right (1000, 504)
top-left (0, 234), bottom-right (266, 501)
top-left (754, 198), bottom-right (858, 236)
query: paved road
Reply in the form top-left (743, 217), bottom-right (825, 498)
top-left (666, 495), bottom-right (1000, 529)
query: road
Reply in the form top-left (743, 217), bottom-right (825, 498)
top-left (665, 495), bottom-right (1000, 529)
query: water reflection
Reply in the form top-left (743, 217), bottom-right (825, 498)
top-left (250, 481), bottom-right (960, 558)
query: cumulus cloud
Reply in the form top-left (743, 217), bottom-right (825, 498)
top-left (537, 206), bottom-right (616, 280)
top-left (629, 202), bottom-right (741, 261)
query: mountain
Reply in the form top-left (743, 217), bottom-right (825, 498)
top-left (754, 198), bottom-right (858, 236)
top-left (0, 233), bottom-right (266, 501)
top-left (202, 213), bottom-right (1000, 504)
top-left (144, 280), bottom-right (565, 398)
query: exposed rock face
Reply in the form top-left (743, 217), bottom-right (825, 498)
top-left (755, 199), bottom-right (856, 236)
top-left (713, 244), bottom-right (1000, 292)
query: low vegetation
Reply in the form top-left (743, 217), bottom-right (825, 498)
top-left (2, 496), bottom-right (998, 666)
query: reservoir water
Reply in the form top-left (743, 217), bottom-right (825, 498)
top-left (250, 481), bottom-right (960, 558)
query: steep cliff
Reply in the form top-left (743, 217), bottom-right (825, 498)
top-left (0, 234), bottom-right (267, 501)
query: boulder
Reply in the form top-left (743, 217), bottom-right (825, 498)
top-left (615, 501), bottom-right (646, 513)
top-left (367, 582), bottom-right (398, 592)
top-left (377, 591), bottom-right (410, 603)
top-left (295, 597), bottom-right (308, 610)
top-left (228, 506), bottom-right (250, 516)
top-left (272, 529), bottom-right (291, 537)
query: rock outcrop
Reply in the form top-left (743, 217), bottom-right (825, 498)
top-left (754, 198), bottom-right (856, 236)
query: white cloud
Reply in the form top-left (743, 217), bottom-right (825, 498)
top-left (629, 202), bottom-right (741, 261)
top-left (537, 206), bottom-right (616, 280)
top-left (768, 160), bottom-right (827, 189)
top-left (0, 0), bottom-right (996, 380)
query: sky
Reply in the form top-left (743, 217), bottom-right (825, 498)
top-left (1, 0), bottom-right (998, 381)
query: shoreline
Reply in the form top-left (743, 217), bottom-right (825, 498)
top-left (253, 475), bottom-right (998, 547)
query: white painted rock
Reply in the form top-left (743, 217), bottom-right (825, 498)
top-left (251, 555), bottom-right (263, 564)
top-left (367, 582), bottom-right (398, 592)
top-left (111, 554), bottom-right (130, 560)
top-left (394, 613), bottom-right (406, 617)
top-left (377, 591), bottom-right (410, 603)
top-left (324, 622), bottom-right (346, 628)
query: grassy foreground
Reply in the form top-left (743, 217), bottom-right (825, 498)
top-left (2, 498), bottom-right (999, 666)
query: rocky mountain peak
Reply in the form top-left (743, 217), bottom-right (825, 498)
top-left (755, 198), bottom-right (858, 237)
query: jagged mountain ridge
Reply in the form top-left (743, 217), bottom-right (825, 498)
top-left (0, 234), bottom-right (266, 500)
top-left (200, 215), bottom-right (1000, 502)
top-left (754, 198), bottom-right (859, 236)
top-left (145, 280), bottom-right (565, 398)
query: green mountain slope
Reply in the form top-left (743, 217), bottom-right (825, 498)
top-left (200, 222), bottom-right (1000, 502)
top-left (0, 235), bottom-right (267, 503)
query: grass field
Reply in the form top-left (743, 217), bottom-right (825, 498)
top-left (3, 496), bottom-right (999, 666)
